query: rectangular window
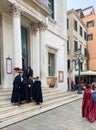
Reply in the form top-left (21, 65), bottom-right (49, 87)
top-left (74, 19), bottom-right (78, 31)
top-left (80, 26), bottom-right (82, 36)
top-left (48, 52), bottom-right (55, 76)
top-left (87, 20), bottom-right (94, 28)
top-left (67, 18), bottom-right (69, 30)
top-left (67, 40), bottom-right (70, 52)
top-left (80, 45), bottom-right (82, 52)
top-left (84, 31), bottom-right (87, 41)
top-left (87, 34), bottom-right (93, 41)
top-left (67, 60), bottom-right (70, 70)
top-left (48, 0), bottom-right (54, 19)
top-left (74, 40), bottom-right (78, 52)
top-left (84, 48), bottom-right (87, 57)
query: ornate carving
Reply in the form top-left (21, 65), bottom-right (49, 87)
top-left (31, 23), bottom-right (39, 33)
top-left (9, 3), bottom-right (22, 17)
top-left (38, 21), bottom-right (47, 31)
top-left (31, 22), bottom-right (47, 33)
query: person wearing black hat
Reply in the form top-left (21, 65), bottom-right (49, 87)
top-left (11, 69), bottom-right (24, 106)
top-left (27, 66), bottom-right (33, 101)
top-left (27, 66), bottom-right (33, 79)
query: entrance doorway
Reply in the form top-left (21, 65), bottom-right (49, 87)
top-left (21, 26), bottom-right (28, 69)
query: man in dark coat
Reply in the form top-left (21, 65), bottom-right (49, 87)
top-left (27, 66), bottom-right (33, 78)
top-left (11, 70), bottom-right (24, 106)
top-left (33, 76), bottom-right (43, 105)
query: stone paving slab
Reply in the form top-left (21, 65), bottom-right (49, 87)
top-left (1, 99), bottom-right (96, 130)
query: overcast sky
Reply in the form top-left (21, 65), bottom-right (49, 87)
top-left (67, 0), bottom-right (96, 11)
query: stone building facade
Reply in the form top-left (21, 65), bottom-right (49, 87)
top-left (67, 9), bottom-right (87, 89)
top-left (0, 0), bottom-right (67, 91)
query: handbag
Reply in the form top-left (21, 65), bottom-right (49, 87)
top-left (92, 92), bottom-right (96, 103)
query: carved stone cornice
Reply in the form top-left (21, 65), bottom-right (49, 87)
top-left (9, 3), bottom-right (22, 17)
top-left (38, 21), bottom-right (47, 31)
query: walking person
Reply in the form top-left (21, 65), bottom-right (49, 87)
top-left (33, 76), bottom-right (43, 105)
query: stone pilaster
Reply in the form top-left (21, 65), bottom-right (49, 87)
top-left (38, 22), bottom-right (47, 87)
top-left (31, 23), bottom-right (39, 76)
top-left (10, 3), bottom-right (22, 69)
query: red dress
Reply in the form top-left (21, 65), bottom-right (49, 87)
top-left (82, 88), bottom-right (96, 123)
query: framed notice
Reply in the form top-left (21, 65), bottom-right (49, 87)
top-left (6, 57), bottom-right (12, 74)
top-left (58, 71), bottom-right (64, 83)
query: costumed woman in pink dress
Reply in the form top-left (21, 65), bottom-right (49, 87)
top-left (82, 83), bottom-right (96, 123)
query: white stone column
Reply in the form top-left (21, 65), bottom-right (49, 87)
top-left (38, 22), bottom-right (47, 87)
top-left (31, 23), bottom-right (39, 77)
top-left (10, 3), bottom-right (22, 69)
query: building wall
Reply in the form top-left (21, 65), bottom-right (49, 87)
top-left (0, 0), bottom-right (67, 91)
top-left (82, 14), bottom-right (96, 70)
top-left (67, 9), bottom-right (87, 88)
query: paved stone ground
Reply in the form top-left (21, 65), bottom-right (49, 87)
top-left (1, 99), bottom-right (96, 130)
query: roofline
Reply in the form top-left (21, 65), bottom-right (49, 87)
top-left (67, 9), bottom-right (87, 30)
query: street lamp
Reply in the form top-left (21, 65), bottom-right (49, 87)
top-left (73, 49), bottom-right (83, 94)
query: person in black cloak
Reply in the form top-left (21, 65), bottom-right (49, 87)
top-left (11, 69), bottom-right (24, 106)
top-left (27, 66), bottom-right (33, 78)
top-left (21, 67), bottom-right (30, 103)
top-left (33, 76), bottom-right (43, 105)
top-left (27, 75), bottom-right (33, 101)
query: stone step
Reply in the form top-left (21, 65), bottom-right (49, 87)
top-left (0, 94), bottom-right (80, 122)
top-left (0, 95), bottom-right (82, 129)
top-left (0, 91), bottom-right (74, 107)
top-left (0, 88), bottom-right (83, 129)
top-left (0, 93), bottom-right (77, 113)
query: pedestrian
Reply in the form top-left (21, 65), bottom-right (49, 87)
top-left (27, 66), bottom-right (33, 79)
top-left (33, 76), bottom-right (43, 105)
top-left (71, 80), bottom-right (75, 91)
top-left (11, 69), bottom-right (24, 106)
top-left (27, 75), bottom-right (33, 101)
top-left (82, 83), bottom-right (96, 123)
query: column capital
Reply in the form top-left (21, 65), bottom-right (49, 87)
top-left (9, 3), bottom-right (22, 17)
top-left (31, 23), bottom-right (39, 33)
top-left (38, 21), bottom-right (47, 31)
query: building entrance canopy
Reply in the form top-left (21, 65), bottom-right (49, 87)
top-left (74, 70), bottom-right (96, 76)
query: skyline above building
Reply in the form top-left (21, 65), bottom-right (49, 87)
top-left (67, 0), bottom-right (96, 12)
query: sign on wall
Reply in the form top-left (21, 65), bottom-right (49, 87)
top-left (6, 57), bottom-right (12, 74)
top-left (58, 71), bottom-right (64, 83)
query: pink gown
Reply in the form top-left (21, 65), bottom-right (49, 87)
top-left (82, 88), bottom-right (96, 123)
